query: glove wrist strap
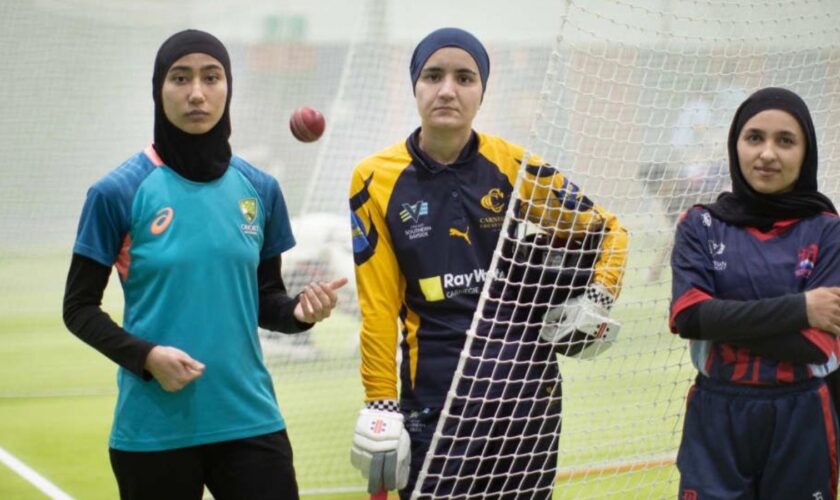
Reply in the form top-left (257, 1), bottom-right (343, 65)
top-left (364, 400), bottom-right (400, 413)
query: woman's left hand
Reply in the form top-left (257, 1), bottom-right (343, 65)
top-left (293, 277), bottom-right (349, 324)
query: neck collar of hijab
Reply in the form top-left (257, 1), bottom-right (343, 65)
top-left (409, 27), bottom-right (490, 101)
top-left (152, 29), bottom-right (232, 182)
top-left (704, 86), bottom-right (836, 230)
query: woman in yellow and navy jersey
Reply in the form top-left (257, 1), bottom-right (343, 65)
top-left (348, 27), bottom-right (628, 499)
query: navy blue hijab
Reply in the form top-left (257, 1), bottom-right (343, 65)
top-left (705, 87), bottom-right (836, 230)
top-left (409, 27), bottom-right (490, 99)
top-left (152, 29), bottom-right (232, 182)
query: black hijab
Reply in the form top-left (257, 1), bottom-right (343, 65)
top-left (152, 29), bottom-right (232, 182)
top-left (705, 87), bottom-right (836, 230)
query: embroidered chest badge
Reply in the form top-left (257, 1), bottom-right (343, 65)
top-left (795, 243), bottom-right (818, 278)
top-left (239, 198), bottom-right (259, 236)
top-left (480, 188), bottom-right (505, 213)
top-left (399, 201), bottom-right (428, 223)
top-left (400, 200), bottom-right (431, 241)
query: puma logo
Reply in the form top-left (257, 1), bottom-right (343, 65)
top-left (449, 226), bottom-right (471, 245)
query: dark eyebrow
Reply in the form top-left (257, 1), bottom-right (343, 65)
top-left (743, 127), bottom-right (799, 137)
top-left (420, 66), bottom-right (477, 75)
top-left (167, 64), bottom-right (224, 74)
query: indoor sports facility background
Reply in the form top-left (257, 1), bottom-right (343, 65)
top-left (1, 0), bottom-right (839, 498)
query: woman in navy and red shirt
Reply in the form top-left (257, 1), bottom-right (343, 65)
top-left (671, 87), bottom-right (840, 499)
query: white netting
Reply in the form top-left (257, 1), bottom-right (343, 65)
top-left (415, 1), bottom-right (840, 499)
top-left (0, 0), bottom-right (560, 497)
top-left (2, 0), bottom-right (839, 497)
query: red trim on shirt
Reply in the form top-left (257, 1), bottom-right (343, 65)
top-left (749, 357), bottom-right (761, 384)
top-left (720, 343), bottom-right (737, 364)
top-left (776, 362), bottom-right (794, 383)
top-left (746, 218), bottom-right (800, 241)
top-left (669, 288), bottom-right (713, 333)
top-left (818, 383), bottom-right (838, 499)
top-left (731, 348), bottom-right (750, 380)
top-left (114, 234), bottom-right (132, 281)
top-left (703, 348), bottom-right (715, 373)
top-left (802, 327), bottom-right (838, 358)
top-left (144, 144), bottom-right (164, 167)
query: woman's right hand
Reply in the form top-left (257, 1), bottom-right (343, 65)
top-left (144, 346), bottom-right (205, 392)
top-left (805, 287), bottom-right (840, 336)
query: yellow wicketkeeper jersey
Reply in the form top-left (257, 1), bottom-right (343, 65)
top-left (349, 130), bottom-right (628, 409)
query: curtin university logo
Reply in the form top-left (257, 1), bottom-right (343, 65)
top-left (239, 198), bottom-right (259, 235)
top-left (150, 207), bottom-right (174, 235)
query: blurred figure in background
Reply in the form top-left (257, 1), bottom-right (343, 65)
top-left (639, 85), bottom-right (746, 281)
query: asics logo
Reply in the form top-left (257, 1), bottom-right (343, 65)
top-left (150, 207), bottom-right (174, 235)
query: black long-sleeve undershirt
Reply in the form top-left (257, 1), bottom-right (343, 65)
top-left (63, 253), bottom-right (311, 378)
top-left (62, 254), bottom-right (155, 378)
top-left (257, 256), bottom-right (313, 334)
top-left (673, 294), bottom-right (827, 364)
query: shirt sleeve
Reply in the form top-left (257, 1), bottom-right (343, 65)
top-left (669, 208), bottom-right (716, 331)
top-left (257, 255), bottom-right (313, 334)
top-left (73, 184), bottom-right (130, 266)
top-left (517, 158), bottom-right (629, 298)
top-left (260, 177), bottom-right (296, 260)
top-left (63, 253), bottom-right (156, 378)
top-left (796, 220), bottom-right (840, 360)
top-left (350, 167), bottom-right (405, 402)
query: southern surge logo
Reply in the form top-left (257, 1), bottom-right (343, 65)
top-left (419, 267), bottom-right (504, 301)
top-left (400, 201), bottom-right (428, 223)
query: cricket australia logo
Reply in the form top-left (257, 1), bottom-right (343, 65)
top-left (399, 201), bottom-right (428, 223)
top-left (239, 198), bottom-right (259, 236)
top-left (400, 200), bottom-right (432, 240)
top-left (480, 188), bottom-right (506, 213)
top-left (796, 243), bottom-right (818, 278)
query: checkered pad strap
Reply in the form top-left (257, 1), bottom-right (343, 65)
top-left (585, 283), bottom-right (615, 309)
top-left (365, 400), bottom-right (400, 413)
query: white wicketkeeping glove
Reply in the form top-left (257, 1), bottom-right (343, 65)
top-left (350, 407), bottom-right (411, 494)
top-left (540, 283), bottom-right (620, 359)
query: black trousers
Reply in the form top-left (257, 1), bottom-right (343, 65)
top-left (109, 430), bottom-right (299, 500)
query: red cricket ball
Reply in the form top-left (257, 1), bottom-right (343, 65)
top-left (289, 106), bottom-right (326, 143)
